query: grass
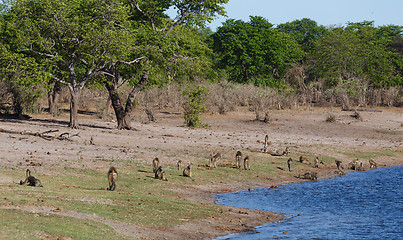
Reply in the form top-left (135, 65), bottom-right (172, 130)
top-left (375, 129), bottom-right (402, 135)
top-left (340, 149), bottom-right (401, 159)
top-left (1, 148), bottom-right (401, 238)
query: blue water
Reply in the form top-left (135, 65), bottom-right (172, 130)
top-left (215, 166), bottom-right (403, 240)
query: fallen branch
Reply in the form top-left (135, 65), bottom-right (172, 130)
top-left (342, 108), bottom-right (382, 112)
top-left (0, 128), bottom-right (78, 141)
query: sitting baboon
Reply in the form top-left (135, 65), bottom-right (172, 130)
top-left (20, 169), bottom-right (43, 187)
top-left (350, 159), bottom-right (359, 171)
top-left (209, 153), bottom-right (221, 168)
top-left (90, 136), bottom-right (95, 145)
top-left (107, 166), bottom-right (118, 191)
top-left (287, 158), bottom-right (293, 172)
top-left (235, 151), bottom-right (242, 168)
top-left (356, 162), bottom-right (364, 171)
top-left (177, 160), bottom-right (182, 170)
top-left (152, 157), bottom-right (160, 173)
top-left (282, 147), bottom-right (289, 156)
top-left (299, 156), bottom-right (311, 165)
top-left (299, 172), bottom-right (318, 181)
top-left (335, 169), bottom-right (345, 176)
top-left (243, 156), bottom-right (250, 170)
top-left (183, 165), bottom-right (192, 177)
top-left (335, 160), bottom-right (344, 170)
top-left (155, 166), bottom-right (168, 181)
top-left (314, 157), bottom-right (319, 168)
top-left (369, 159), bottom-right (377, 169)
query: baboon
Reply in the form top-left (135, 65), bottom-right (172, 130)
top-left (369, 159), bottom-right (377, 169)
top-left (183, 165), bottom-right (192, 177)
top-left (177, 160), bottom-right (182, 170)
top-left (107, 167), bottom-right (118, 191)
top-left (152, 157), bottom-right (160, 173)
top-left (263, 135), bottom-right (269, 153)
top-left (90, 137), bottom-right (95, 145)
top-left (314, 157), bottom-right (319, 168)
top-left (209, 153), bottom-right (221, 168)
top-left (20, 169), bottom-right (43, 187)
top-left (351, 159), bottom-right (359, 171)
top-left (335, 160), bottom-right (344, 170)
top-left (155, 166), bottom-right (168, 181)
top-left (287, 158), bottom-right (293, 172)
top-left (235, 151), bottom-right (242, 168)
top-left (356, 162), bottom-right (364, 171)
top-left (243, 156), bottom-right (250, 170)
top-left (299, 156), bottom-right (311, 165)
top-left (282, 147), bottom-right (289, 156)
top-left (299, 172), bottom-right (318, 181)
top-left (335, 169), bottom-right (345, 176)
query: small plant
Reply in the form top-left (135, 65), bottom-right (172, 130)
top-left (326, 113), bottom-right (336, 123)
top-left (182, 86), bottom-right (208, 127)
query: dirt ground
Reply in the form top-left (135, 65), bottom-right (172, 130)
top-left (0, 107), bottom-right (402, 239)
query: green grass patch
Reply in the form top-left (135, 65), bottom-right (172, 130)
top-left (375, 130), bottom-right (402, 135)
top-left (340, 149), bottom-right (401, 159)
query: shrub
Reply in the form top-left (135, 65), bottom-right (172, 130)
top-left (182, 86), bottom-right (208, 127)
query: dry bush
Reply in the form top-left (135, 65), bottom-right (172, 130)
top-left (325, 113), bottom-right (336, 123)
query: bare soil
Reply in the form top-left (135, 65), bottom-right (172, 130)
top-left (1, 107), bottom-right (402, 239)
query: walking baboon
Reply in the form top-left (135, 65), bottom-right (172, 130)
top-left (152, 158), bottom-right (160, 173)
top-left (314, 157), bottom-right (319, 168)
top-left (235, 151), bottom-right (242, 168)
top-left (263, 135), bottom-right (269, 153)
top-left (243, 156), bottom-right (250, 170)
top-left (369, 159), bottom-right (377, 169)
top-left (299, 156), bottom-right (311, 165)
top-left (183, 165), bottom-right (192, 177)
top-left (20, 169), bottom-right (43, 187)
top-left (155, 166), bottom-right (168, 181)
top-left (287, 158), bottom-right (293, 172)
top-left (177, 160), bottom-right (182, 170)
top-left (335, 160), bottom-right (344, 170)
top-left (107, 167), bottom-right (118, 191)
top-left (209, 153), bottom-right (221, 168)
top-left (298, 172), bottom-right (318, 181)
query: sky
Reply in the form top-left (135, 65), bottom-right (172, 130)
top-left (205, 0), bottom-right (403, 30)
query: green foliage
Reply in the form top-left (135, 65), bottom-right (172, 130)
top-left (210, 16), bottom-right (304, 86)
top-left (182, 86), bottom-right (208, 127)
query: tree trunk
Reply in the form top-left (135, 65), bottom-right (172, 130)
top-left (48, 81), bottom-right (62, 115)
top-left (69, 89), bottom-right (80, 129)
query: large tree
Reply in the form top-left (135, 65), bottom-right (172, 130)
top-left (211, 16), bottom-right (304, 86)
top-left (12, 0), bottom-right (135, 128)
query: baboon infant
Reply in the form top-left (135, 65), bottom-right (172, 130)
top-left (107, 166), bottom-right (118, 191)
top-left (155, 166), bottom-right (168, 181)
top-left (209, 153), bottom-right (221, 168)
top-left (235, 151), bottom-right (242, 168)
top-left (243, 156), bottom-right (250, 170)
top-left (369, 159), bottom-right (377, 169)
top-left (287, 158), bottom-right (293, 172)
top-left (20, 169), bottom-right (43, 187)
top-left (183, 165), bottom-right (192, 177)
top-left (152, 157), bottom-right (160, 173)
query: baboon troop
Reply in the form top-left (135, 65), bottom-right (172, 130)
top-left (183, 165), bottom-right (192, 178)
top-left (107, 167), bottom-right (118, 191)
top-left (369, 159), bottom-right (377, 169)
top-left (243, 156), bottom-right (250, 170)
top-left (177, 160), bottom-right (182, 170)
top-left (155, 166), bottom-right (168, 181)
top-left (287, 158), bottom-right (293, 172)
top-left (235, 151), bottom-right (242, 169)
top-left (209, 153), bottom-right (221, 168)
top-left (152, 157), bottom-right (160, 173)
top-left (299, 156), bottom-right (311, 165)
top-left (19, 169), bottom-right (43, 187)
top-left (335, 160), bottom-right (344, 170)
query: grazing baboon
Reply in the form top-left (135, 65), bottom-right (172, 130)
top-left (356, 162), bottom-right (364, 171)
top-left (299, 172), bottom-right (318, 181)
top-left (20, 169), bottom-right (43, 187)
top-left (90, 137), bottom-right (95, 145)
top-left (263, 135), bottom-right (269, 153)
top-left (177, 160), bottom-right (182, 170)
top-left (369, 159), bottom-right (377, 169)
top-left (314, 157), bottom-right (319, 168)
top-left (335, 169), bottom-right (345, 176)
top-left (335, 160), bottom-right (344, 170)
top-left (243, 156), bottom-right (250, 170)
top-left (107, 167), bottom-right (118, 191)
top-left (235, 151), bottom-right (242, 168)
top-left (287, 158), bottom-right (293, 172)
top-left (209, 153), bottom-right (221, 168)
top-left (299, 156), bottom-right (311, 165)
top-left (155, 166), bottom-right (168, 181)
top-left (183, 165), bottom-right (192, 177)
top-left (152, 158), bottom-right (160, 173)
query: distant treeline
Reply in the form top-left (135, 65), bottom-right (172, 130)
top-left (0, 0), bottom-right (401, 128)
